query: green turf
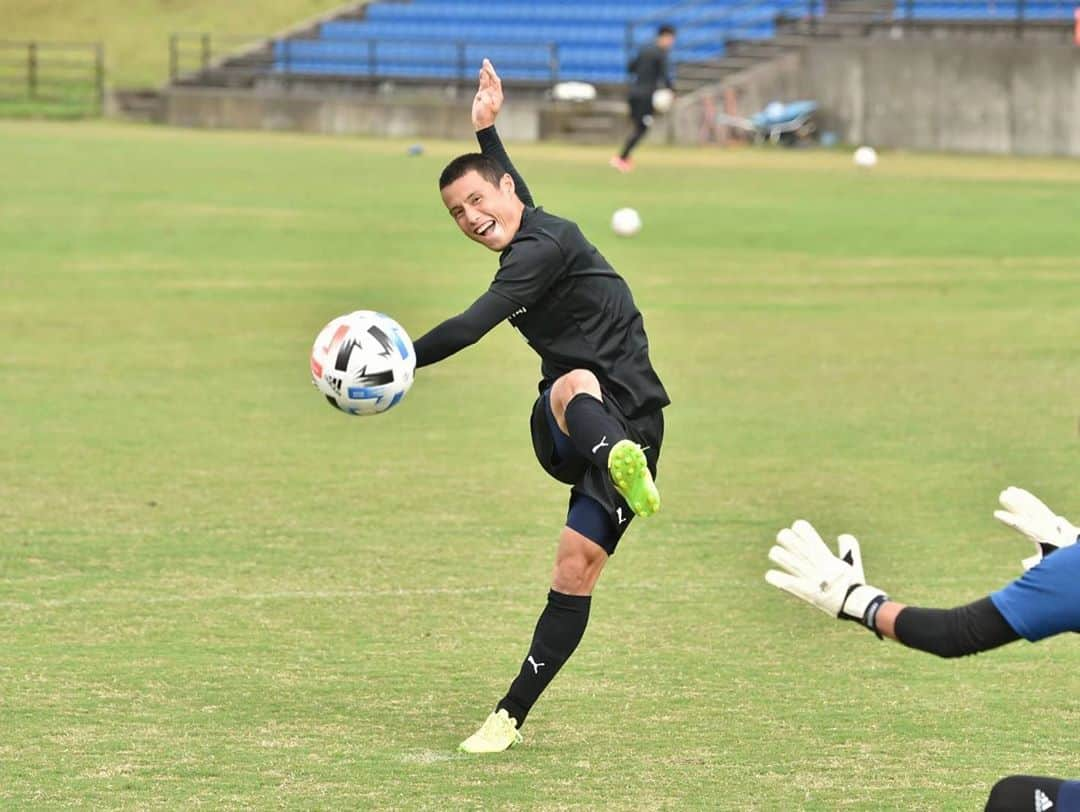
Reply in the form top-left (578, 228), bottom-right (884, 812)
top-left (1, 120), bottom-right (1079, 809)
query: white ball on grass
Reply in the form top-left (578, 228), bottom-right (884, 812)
top-left (611, 208), bottom-right (642, 237)
top-left (853, 146), bottom-right (878, 168)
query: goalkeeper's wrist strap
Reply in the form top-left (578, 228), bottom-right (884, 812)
top-left (862, 594), bottom-right (889, 639)
top-left (842, 585), bottom-right (889, 640)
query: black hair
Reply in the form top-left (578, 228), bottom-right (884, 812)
top-left (438, 153), bottom-right (506, 190)
top-left (658, 24), bottom-right (676, 37)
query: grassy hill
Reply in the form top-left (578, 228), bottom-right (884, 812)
top-left (0, 0), bottom-right (363, 87)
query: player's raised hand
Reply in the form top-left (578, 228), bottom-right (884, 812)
top-left (766, 520), bottom-right (888, 630)
top-left (994, 486), bottom-right (1079, 571)
top-left (471, 58), bottom-right (504, 131)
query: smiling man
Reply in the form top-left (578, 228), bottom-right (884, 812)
top-left (411, 60), bottom-right (670, 753)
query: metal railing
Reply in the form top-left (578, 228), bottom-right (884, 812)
top-left (169, 33), bottom-right (270, 82)
top-left (626, 0), bottom-right (826, 66)
top-left (0, 41), bottom-right (104, 116)
top-left (627, 0), bottom-right (717, 54)
top-left (674, 0), bottom-right (827, 49)
top-left (169, 32), bottom-right (562, 86)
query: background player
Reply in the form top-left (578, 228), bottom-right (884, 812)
top-left (610, 24), bottom-right (676, 173)
top-left (412, 60), bottom-right (670, 753)
top-left (765, 486), bottom-right (1080, 811)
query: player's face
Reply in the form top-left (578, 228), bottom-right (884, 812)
top-left (658, 33), bottom-right (675, 50)
top-left (442, 170), bottom-right (521, 252)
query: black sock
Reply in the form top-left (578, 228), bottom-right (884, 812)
top-left (496, 589), bottom-right (591, 727)
top-left (620, 123), bottom-right (648, 159)
top-left (985, 775), bottom-right (1064, 811)
top-left (563, 392), bottom-right (626, 469)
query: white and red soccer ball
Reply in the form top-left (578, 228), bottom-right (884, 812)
top-left (310, 311), bottom-right (415, 416)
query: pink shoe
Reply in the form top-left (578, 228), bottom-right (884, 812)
top-left (609, 156), bottom-right (633, 173)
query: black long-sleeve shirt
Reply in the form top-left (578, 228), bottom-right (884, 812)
top-left (628, 44), bottom-right (672, 98)
top-left (893, 598), bottom-right (1020, 658)
top-left (413, 127), bottom-right (669, 419)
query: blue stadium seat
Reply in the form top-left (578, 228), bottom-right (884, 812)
top-left (893, 0), bottom-right (1068, 19)
top-left (272, 0), bottom-right (796, 82)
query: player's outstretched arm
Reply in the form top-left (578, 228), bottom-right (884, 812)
top-left (766, 520), bottom-right (1020, 657)
top-left (994, 486), bottom-right (1079, 571)
top-left (412, 290), bottom-right (518, 369)
top-left (471, 59), bottom-right (535, 208)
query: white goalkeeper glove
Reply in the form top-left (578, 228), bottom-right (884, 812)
top-left (994, 486), bottom-right (1079, 571)
top-left (766, 520), bottom-right (889, 636)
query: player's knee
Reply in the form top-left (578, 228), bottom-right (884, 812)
top-left (552, 551), bottom-right (602, 595)
top-left (552, 561), bottom-right (589, 595)
top-left (552, 369), bottom-right (601, 404)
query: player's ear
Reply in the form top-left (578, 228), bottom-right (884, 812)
top-left (500, 172), bottom-right (515, 196)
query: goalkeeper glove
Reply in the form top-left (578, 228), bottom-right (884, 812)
top-left (994, 486), bottom-right (1079, 571)
top-left (766, 520), bottom-right (889, 636)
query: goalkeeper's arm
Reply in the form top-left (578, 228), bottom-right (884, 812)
top-left (768, 489), bottom-right (1080, 656)
top-left (873, 598), bottom-right (1019, 658)
top-left (765, 520), bottom-right (1020, 659)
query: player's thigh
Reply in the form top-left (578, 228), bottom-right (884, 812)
top-left (530, 389), bottom-right (587, 485)
top-left (548, 370), bottom-right (604, 434)
top-left (629, 95), bottom-right (653, 123)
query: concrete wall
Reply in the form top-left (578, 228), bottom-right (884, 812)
top-left (165, 39), bottom-right (1080, 156)
top-left (673, 39), bottom-right (1080, 156)
top-left (163, 86), bottom-right (542, 141)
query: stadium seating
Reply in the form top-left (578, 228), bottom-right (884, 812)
top-left (270, 0), bottom-right (797, 84)
top-left (893, 0), bottom-right (1074, 21)
top-left (269, 0), bottom-right (1074, 84)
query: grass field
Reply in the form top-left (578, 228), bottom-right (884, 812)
top-left (0, 0), bottom-right (356, 87)
top-left (2, 120), bottom-right (1079, 809)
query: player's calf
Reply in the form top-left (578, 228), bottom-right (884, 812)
top-left (560, 387), bottom-right (621, 469)
top-left (553, 371), bottom-right (661, 517)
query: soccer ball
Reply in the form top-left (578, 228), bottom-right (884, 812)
top-left (611, 207), bottom-right (642, 237)
top-left (552, 81), bottom-right (597, 103)
top-left (853, 146), bottom-right (878, 168)
top-left (310, 311), bottom-right (415, 416)
top-left (652, 88), bottom-right (674, 114)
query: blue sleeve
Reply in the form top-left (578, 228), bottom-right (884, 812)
top-left (1061, 780), bottom-right (1080, 811)
top-left (990, 543), bottom-right (1080, 642)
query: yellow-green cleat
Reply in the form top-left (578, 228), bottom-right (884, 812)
top-left (608, 439), bottom-right (660, 517)
top-left (458, 709), bottom-right (523, 754)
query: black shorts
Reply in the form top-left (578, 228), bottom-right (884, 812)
top-left (530, 388), bottom-right (664, 554)
top-left (629, 94), bottom-right (654, 127)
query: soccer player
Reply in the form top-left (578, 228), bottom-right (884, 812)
top-left (412, 60), bottom-right (669, 753)
top-left (610, 24), bottom-right (676, 173)
top-left (765, 486), bottom-right (1080, 811)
